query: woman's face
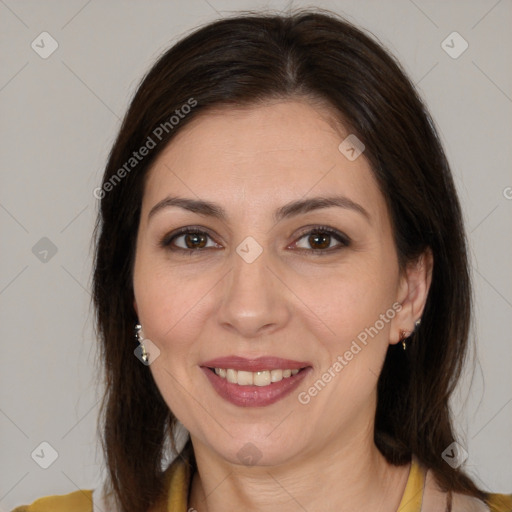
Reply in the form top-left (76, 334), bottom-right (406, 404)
top-left (133, 100), bottom-right (418, 466)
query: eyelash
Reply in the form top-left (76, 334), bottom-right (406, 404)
top-left (159, 225), bottom-right (351, 256)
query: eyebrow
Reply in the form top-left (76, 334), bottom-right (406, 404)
top-left (148, 195), bottom-right (370, 223)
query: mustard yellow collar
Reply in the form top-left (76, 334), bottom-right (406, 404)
top-left (164, 450), bottom-right (425, 512)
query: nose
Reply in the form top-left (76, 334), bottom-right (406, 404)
top-left (216, 247), bottom-right (291, 338)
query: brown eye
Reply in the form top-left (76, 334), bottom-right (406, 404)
top-left (161, 228), bottom-right (221, 252)
top-left (293, 227), bottom-right (350, 253)
top-left (184, 232), bottom-right (208, 249)
top-left (308, 232), bottom-right (331, 250)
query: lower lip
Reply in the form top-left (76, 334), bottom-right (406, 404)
top-left (201, 367), bottom-right (311, 407)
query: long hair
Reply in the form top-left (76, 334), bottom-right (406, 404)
top-left (93, 10), bottom-right (483, 511)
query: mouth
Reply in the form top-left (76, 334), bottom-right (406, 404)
top-left (200, 356), bottom-right (312, 407)
top-left (209, 367), bottom-right (301, 385)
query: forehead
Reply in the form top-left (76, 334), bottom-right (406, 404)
top-left (142, 100), bottom-right (387, 224)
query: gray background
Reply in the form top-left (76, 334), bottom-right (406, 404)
top-left (1, 0), bottom-right (511, 508)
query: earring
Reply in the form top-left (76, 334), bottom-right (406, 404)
top-left (135, 323), bottom-right (149, 363)
top-left (400, 329), bottom-right (410, 351)
top-left (401, 318), bottom-right (422, 350)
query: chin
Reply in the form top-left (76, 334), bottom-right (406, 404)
top-left (206, 431), bottom-right (307, 468)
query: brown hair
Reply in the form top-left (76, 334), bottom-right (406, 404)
top-left (93, 9), bottom-right (485, 511)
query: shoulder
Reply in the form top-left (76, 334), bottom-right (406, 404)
top-left (422, 466), bottom-right (512, 512)
top-left (451, 491), bottom-right (512, 512)
top-left (11, 489), bottom-right (93, 512)
top-left (11, 447), bottom-right (194, 512)
top-left (484, 493), bottom-right (512, 512)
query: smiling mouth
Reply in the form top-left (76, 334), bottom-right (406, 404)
top-left (207, 367), bottom-right (304, 386)
top-left (200, 356), bottom-right (312, 406)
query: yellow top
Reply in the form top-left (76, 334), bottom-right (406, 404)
top-left (11, 452), bottom-right (512, 512)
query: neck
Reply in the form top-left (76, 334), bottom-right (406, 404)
top-left (188, 424), bottom-right (410, 512)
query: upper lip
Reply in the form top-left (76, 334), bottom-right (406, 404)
top-left (201, 356), bottom-right (311, 372)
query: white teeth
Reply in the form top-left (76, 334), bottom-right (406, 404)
top-left (213, 367), bottom-right (301, 386)
top-left (270, 369), bottom-right (283, 382)
top-left (226, 369), bottom-right (237, 384)
top-left (237, 371), bottom-right (253, 386)
top-left (253, 371), bottom-right (271, 387)
top-left (215, 367), bottom-right (227, 378)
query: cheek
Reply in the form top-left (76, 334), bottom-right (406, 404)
top-left (292, 262), bottom-right (399, 418)
top-left (291, 256), bottom-right (398, 347)
top-left (133, 258), bottom-right (217, 421)
top-left (133, 255), bottom-right (218, 356)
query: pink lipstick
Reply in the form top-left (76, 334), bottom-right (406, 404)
top-left (200, 356), bottom-right (312, 407)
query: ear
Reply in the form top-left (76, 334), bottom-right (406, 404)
top-left (389, 248), bottom-right (433, 345)
top-left (133, 298), bottom-right (139, 318)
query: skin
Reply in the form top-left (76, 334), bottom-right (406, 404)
top-left (133, 99), bottom-right (433, 511)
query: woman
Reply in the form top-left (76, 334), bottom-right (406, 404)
top-left (13, 9), bottom-right (511, 512)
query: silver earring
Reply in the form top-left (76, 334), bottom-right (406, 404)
top-left (414, 318), bottom-right (422, 330)
top-left (135, 323), bottom-right (149, 363)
